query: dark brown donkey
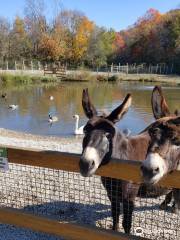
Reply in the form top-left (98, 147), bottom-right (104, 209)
top-left (141, 116), bottom-right (180, 212)
top-left (79, 87), bottom-right (177, 234)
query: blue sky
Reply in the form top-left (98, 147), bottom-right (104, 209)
top-left (0, 0), bottom-right (179, 31)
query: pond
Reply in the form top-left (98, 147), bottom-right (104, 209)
top-left (0, 81), bottom-right (179, 137)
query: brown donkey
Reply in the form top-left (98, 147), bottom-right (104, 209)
top-left (141, 115), bottom-right (180, 212)
top-left (79, 86), bottom-right (177, 234)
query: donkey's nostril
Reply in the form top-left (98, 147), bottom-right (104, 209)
top-left (91, 160), bottom-right (95, 168)
top-left (79, 158), bottom-right (95, 172)
top-left (155, 167), bottom-right (159, 172)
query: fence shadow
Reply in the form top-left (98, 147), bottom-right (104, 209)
top-left (22, 200), bottom-right (111, 227)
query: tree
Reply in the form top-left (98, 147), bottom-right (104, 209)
top-left (38, 23), bottom-right (67, 61)
top-left (0, 17), bottom-right (10, 62)
top-left (10, 16), bottom-right (31, 60)
top-left (72, 16), bottom-right (94, 62)
top-left (24, 0), bottom-right (47, 58)
top-left (86, 26), bottom-right (116, 66)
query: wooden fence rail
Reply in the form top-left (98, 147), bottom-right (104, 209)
top-left (5, 145), bottom-right (180, 189)
top-left (0, 144), bottom-right (180, 239)
top-left (0, 208), bottom-right (146, 240)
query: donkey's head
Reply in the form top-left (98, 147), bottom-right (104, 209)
top-left (79, 88), bottom-right (132, 177)
top-left (141, 86), bottom-right (180, 184)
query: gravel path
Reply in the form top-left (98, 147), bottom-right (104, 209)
top-left (0, 128), bottom-right (82, 240)
top-left (0, 128), bottom-right (82, 153)
top-left (0, 128), bottom-right (179, 240)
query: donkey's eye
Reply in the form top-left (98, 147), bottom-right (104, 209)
top-left (172, 137), bottom-right (180, 146)
top-left (105, 132), bottom-right (112, 139)
top-left (150, 128), bottom-right (161, 137)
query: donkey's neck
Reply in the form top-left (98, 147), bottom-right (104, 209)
top-left (112, 131), bottom-right (150, 161)
top-left (168, 146), bottom-right (180, 171)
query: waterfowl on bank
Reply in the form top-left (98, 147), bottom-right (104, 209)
top-left (49, 96), bottom-right (54, 101)
top-left (73, 114), bottom-right (84, 135)
top-left (1, 93), bottom-right (7, 99)
top-left (8, 104), bottom-right (18, 110)
top-left (48, 113), bottom-right (58, 123)
top-left (122, 128), bottom-right (131, 137)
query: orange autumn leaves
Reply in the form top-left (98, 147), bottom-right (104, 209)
top-left (73, 17), bottom-right (94, 61)
top-left (39, 16), bottom-right (94, 62)
top-left (1, 4), bottom-right (180, 73)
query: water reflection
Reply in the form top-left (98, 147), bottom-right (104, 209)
top-left (0, 82), bottom-right (179, 137)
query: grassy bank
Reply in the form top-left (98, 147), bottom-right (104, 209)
top-left (0, 73), bottom-right (57, 85)
top-left (0, 71), bottom-right (180, 86)
top-left (65, 70), bottom-right (180, 85)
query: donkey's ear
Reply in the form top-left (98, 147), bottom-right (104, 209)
top-left (174, 109), bottom-right (180, 116)
top-left (106, 94), bottom-right (132, 123)
top-left (167, 116), bottom-right (180, 127)
top-left (151, 86), bottom-right (170, 119)
top-left (167, 117), bottom-right (180, 145)
top-left (82, 88), bottom-right (97, 119)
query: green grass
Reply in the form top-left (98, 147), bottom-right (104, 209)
top-left (0, 73), bottom-right (58, 85)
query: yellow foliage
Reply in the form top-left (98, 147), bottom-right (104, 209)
top-left (73, 17), bottom-right (94, 61)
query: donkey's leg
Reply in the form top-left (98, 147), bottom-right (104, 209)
top-left (172, 189), bottom-right (180, 214)
top-left (101, 177), bottom-right (122, 231)
top-left (159, 191), bottom-right (173, 210)
top-left (122, 198), bottom-right (134, 234)
top-left (122, 182), bottom-right (139, 234)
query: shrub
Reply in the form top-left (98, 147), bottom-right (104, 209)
top-left (108, 75), bottom-right (118, 81)
top-left (97, 75), bottom-right (108, 81)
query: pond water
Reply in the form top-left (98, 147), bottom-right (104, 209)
top-left (0, 81), bottom-right (179, 137)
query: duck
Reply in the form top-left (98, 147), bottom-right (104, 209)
top-left (73, 114), bottom-right (84, 135)
top-left (8, 104), bottom-right (18, 110)
top-left (48, 113), bottom-right (58, 123)
top-left (122, 128), bottom-right (131, 137)
top-left (1, 93), bottom-right (7, 99)
top-left (49, 96), bottom-right (54, 101)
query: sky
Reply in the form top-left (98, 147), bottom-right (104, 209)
top-left (0, 0), bottom-right (179, 31)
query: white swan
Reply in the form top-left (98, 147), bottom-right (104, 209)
top-left (73, 114), bottom-right (84, 135)
top-left (48, 113), bottom-right (58, 123)
top-left (8, 104), bottom-right (18, 110)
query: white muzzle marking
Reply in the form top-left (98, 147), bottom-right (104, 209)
top-left (143, 153), bottom-right (168, 184)
top-left (83, 147), bottom-right (100, 170)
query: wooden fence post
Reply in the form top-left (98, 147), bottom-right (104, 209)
top-left (38, 61), bottom-right (41, 70)
top-left (126, 63), bottom-right (128, 74)
top-left (111, 63), bottom-right (113, 73)
top-left (6, 61), bottom-right (8, 70)
top-left (31, 61), bottom-right (33, 71)
top-left (156, 64), bottom-right (158, 74)
top-left (15, 61), bottom-right (17, 70)
top-left (22, 59), bottom-right (25, 70)
top-left (166, 66), bottom-right (169, 75)
top-left (170, 63), bottom-right (174, 74)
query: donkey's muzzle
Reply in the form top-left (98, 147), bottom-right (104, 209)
top-left (79, 157), bottom-right (95, 177)
top-left (141, 165), bottom-right (160, 184)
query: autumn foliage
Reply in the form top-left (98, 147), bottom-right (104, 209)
top-left (0, 1), bottom-right (179, 73)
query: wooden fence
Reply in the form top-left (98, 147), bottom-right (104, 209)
top-left (44, 66), bottom-right (66, 79)
top-left (109, 63), bottom-right (174, 75)
top-left (0, 145), bottom-right (179, 240)
top-left (0, 60), bottom-right (175, 75)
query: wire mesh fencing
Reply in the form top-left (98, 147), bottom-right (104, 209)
top-left (0, 162), bottom-right (179, 240)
